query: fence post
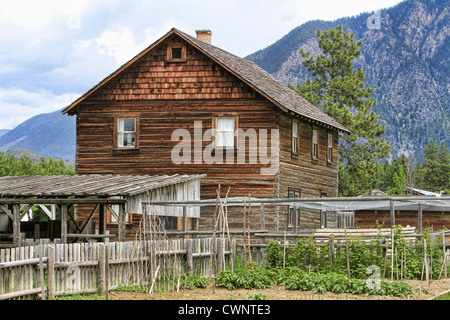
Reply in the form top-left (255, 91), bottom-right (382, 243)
top-left (98, 243), bottom-right (105, 294)
top-left (186, 239), bottom-right (193, 275)
top-left (47, 245), bottom-right (55, 300)
top-left (39, 244), bottom-right (46, 300)
top-left (105, 244), bottom-right (109, 300)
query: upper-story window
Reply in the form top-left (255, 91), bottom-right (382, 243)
top-left (117, 118), bottom-right (137, 148)
top-left (216, 117), bottom-right (235, 148)
top-left (312, 129), bottom-right (318, 160)
top-left (327, 133), bottom-right (333, 163)
top-left (292, 121), bottom-right (298, 153)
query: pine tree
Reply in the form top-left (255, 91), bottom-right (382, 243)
top-left (293, 25), bottom-right (391, 196)
top-left (423, 139), bottom-right (440, 191)
top-left (437, 142), bottom-right (450, 191)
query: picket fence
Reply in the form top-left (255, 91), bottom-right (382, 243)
top-left (0, 238), bottom-right (232, 300)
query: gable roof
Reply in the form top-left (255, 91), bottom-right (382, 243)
top-left (62, 28), bottom-right (349, 133)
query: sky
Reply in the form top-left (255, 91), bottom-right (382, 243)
top-left (0, 0), bottom-right (404, 130)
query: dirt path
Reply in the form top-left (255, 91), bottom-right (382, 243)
top-left (110, 278), bottom-right (450, 300)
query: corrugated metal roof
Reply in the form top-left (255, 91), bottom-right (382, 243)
top-left (0, 174), bottom-right (206, 198)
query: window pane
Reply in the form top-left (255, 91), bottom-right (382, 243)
top-left (313, 130), bottom-right (318, 144)
top-left (292, 122), bottom-right (298, 138)
top-left (217, 132), bottom-right (234, 147)
top-left (217, 117), bottom-right (235, 131)
top-left (119, 118), bottom-right (135, 132)
top-left (118, 132), bottom-right (136, 147)
top-left (328, 134), bottom-right (332, 148)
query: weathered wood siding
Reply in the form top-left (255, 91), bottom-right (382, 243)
top-left (355, 210), bottom-right (450, 230)
top-left (73, 33), bottom-right (339, 231)
top-left (277, 111), bottom-right (339, 229)
top-left (74, 34), bottom-right (280, 230)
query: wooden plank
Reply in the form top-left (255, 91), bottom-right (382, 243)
top-left (61, 204), bottom-right (68, 243)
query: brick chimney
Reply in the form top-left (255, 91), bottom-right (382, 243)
top-left (195, 29), bottom-right (212, 44)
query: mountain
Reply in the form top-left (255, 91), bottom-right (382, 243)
top-left (246, 0), bottom-right (449, 162)
top-left (0, 129), bottom-right (10, 137)
top-left (0, 108), bottom-right (76, 161)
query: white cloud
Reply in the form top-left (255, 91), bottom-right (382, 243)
top-left (0, 87), bottom-right (79, 129)
top-left (0, 0), bottom-right (405, 129)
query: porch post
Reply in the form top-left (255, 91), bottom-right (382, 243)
top-left (118, 204), bottom-right (125, 242)
top-left (13, 204), bottom-right (20, 247)
top-left (61, 204), bottom-right (68, 243)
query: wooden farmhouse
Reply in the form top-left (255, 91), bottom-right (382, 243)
top-left (62, 28), bottom-right (349, 232)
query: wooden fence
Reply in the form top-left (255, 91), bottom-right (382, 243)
top-left (0, 238), bottom-right (232, 300)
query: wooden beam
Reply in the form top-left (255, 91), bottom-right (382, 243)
top-left (0, 198), bottom-right (126, 205)
top-left (390, 200), bottom-right (395, 227)
top-left (1, 205), bottom-right (13, 220)
top-left (13, 204), bottom-right (20, 247)
top-left (99, 204), bottom-right (106, 236)
top-left (418, 202), bottom-right (423, 233)
top-left (61, 204), bottom-right (68, 243)
top-left (183, 206), bottom-right (187, 233)
top-left (118, 204), bottom-right (125, 242)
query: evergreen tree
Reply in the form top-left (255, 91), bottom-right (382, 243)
top-left (437, 142), bottom-right (450, 191)
top-left (293, 25), bottom-right (391, 196)
top-left (423, 139), bottom-right (441, 191)
top-left (387, 164), bottom-right (406, 195)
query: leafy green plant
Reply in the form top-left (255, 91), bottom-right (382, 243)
top-left (184, 275), bottom-right (209, 289)
top-left (216, 268), bottom-right (277, 290)
top-left (249, 293), bottom-right (267, 300)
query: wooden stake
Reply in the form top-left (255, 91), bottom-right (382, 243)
top-left (243, 196), bottom-right (247, 269)
top-left (344, 222), bottom-right (350, 279)
top-left (424, 239), bottom-right (429, 287)
top-left (247, 193), bottom-right (253, 270)
top-left (391, 230), bottom-right (394, 282)
top-left (439, 229), bottom-right (447, 280)
top-left (383, 238), bottom-right (388, 279)
top-left (210, 185), bottom-right (220, 278)
top-left (148, 265), bottom-right (160, 294)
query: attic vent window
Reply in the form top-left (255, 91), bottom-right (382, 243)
top-left (171, 47), bottom-right (182, 59)
top-left (167, 43), bottom-right (186, 62)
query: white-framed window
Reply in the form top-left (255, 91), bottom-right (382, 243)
top-left (292, 121), bottom-right (298, 153)
top-left (216, 117), bottom-right (235, 148)
top-left (312, 129), bottom-right (318, 160)
top-left (288, 189), bottom-right (301, 228)
top-left (117, 118), bottom-right (136, 148)
top-left (327, 133), bottom-right (333, 162)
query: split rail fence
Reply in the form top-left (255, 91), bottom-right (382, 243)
top-left (0, 238), bottom-right (232, 300)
